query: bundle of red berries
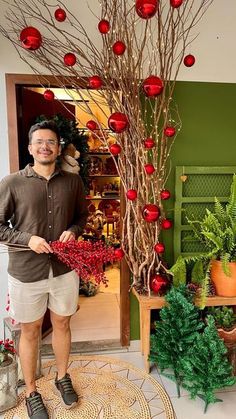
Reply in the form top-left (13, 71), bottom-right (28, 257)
top-left (51, 239), bottom-right (119, 285)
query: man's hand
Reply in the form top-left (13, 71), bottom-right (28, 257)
top-left (59, 231), bottom-right (75, 243)
top-left (28, 235), bottom-right (53, 254)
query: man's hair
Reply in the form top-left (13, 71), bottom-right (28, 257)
top-left (28, 120), bottom-right (61, 144)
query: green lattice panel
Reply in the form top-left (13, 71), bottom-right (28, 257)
top-left (174, 166), bottom-right (236, 259)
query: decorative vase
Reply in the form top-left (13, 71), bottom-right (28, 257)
top-left (210, 260), bottom-right (236, 297)
top-left (217, 327), bottom-right (236, 375)
top-left (0, 359), bottom-right (18, 413)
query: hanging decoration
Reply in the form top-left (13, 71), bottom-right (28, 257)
top-left (143, 75), bottom-right (163, 97)
top-left (161, 219), bottom-right (173, 229)
top-left (142, 204), bottom-right (160, 222)
top-left (108, 112), bottom-right (129, 133)
top-left (184, 54), bottom-right (196, 67)
top-left (109, 143), bottom-right (122, 155)
top-left (112, 41), bottom-right (126, 55)
top-left (150, 273), bottom-right (168, 294)
top-left (160, 190), bottom-right (171, 200)
top-left (54, 8), bottom-right (67, 22)
top-left (114, 248), bottom-right (125, 260)
top-left (135, 0), bottom-right (158, 19)
top-left (64, 52), bottom-right (76, 66)
top-left (86, 120), bottom-right (98, 131)
top-left (164, 126), bottom-right (176, 137)
top-left (43, 89), bottom-right (54, 101)
top-left (144, 138), bottom-right (155, 149)
top-left (170, 0), bottom-right (184, 8)
top-left (98, 19), bottom-right (110, 34)
top-left (154, 242), bottom-right (165, 254)
top-left (20, 26), bottom-right (42, 50)
top-left (144, 164), bottom-right (155, 175)
top-left (126, 189), bottom-right (138, 201)
top-left (88, 75), bottom-right (103, 89)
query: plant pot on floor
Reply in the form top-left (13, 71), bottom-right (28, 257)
top-left (211, 260), bottom-right (236, 297)
top-left (0, 359), bottom-right (18, 413)
top-left (218, 327), bottom-right (236, 376)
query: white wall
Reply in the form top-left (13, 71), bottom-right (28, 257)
top-left (0, 0), bottom-right (236, 335)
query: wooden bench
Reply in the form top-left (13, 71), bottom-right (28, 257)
top-left (132, 288), bottom-right (236, 373)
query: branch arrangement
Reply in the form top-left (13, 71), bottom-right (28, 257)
top-left (0, 0), bottom-right (213, 293)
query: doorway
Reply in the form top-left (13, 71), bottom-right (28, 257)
top-left (5, 73), bottom-right (130, 352)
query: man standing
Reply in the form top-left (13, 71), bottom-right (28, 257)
top-left (0, 120), bottom-right (88, 418)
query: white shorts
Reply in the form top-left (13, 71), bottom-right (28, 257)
top-left (8, 269), bottom-right (79, 323)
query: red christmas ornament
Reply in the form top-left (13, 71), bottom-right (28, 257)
top-left (98, 19), bottom-right (110, 34)
top-left (109, 143), bottom-right (121, 155)
top-left (170, 0), bottom-right (183, 8)
top-left (114, 248), bottom-right (125, 260)
top-left (184, 54), bottom-right (195, 67)
top-left (154, 242), bottom-right (165, 254)
top-left (160, 189), bottom-right (171, 200)
top-left (164, 126), bottom-right (176, 137)
top-left (150, 273), bottom-right (168, 294)
top-left (64, 53), bottom-right (76, 66)
top-left (161, 219), bottom-right (172, 229)
top-left (20, 27), bottom-right (42, 50)
top-left (43, 89), bottom-right (54, 101)
top-left (113, 41), bottom-right (126, 56)
top-left (142, 204), bottom-right (160, 222)
top-left (54, 8), bottom-right (67, 22)
top-left (135, 0), bottom-right (158, 19)
top-left (86, 120), bottom-right (98, 131)
top-left (126, 189), bottom-right (137, 201)
top-left (108, 112), bottom-right (129, 133)
top-left (88, 75), bottom-right (103, 89)
top-left (144, 164), bottom-right (155, 175)
top-left (143, 76), bottom-right (163, 97)
top-left (144, 138), bottom-right (155, 149)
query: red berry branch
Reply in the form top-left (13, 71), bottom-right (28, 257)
top-left (51, 240), bottom-right (119, 286)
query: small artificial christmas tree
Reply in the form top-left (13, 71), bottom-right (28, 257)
top-left (149, 286), bottom-right (204, 396)
top-left (181, 315), bottom-right (236, 412)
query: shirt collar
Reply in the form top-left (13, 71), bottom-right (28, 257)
top-left (22, 164), bottom-right (64, 179)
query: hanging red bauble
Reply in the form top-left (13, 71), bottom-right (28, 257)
top-left (126, 189), bottom-right (137, 201)
top-left (143, 76), bottom-right (163, 97)
top-left (164, 126), bottom-right (175, 137)
top-left (142, 204), bottom-right (160, 222)
top-left (135, 0), bottom-right (158, 19)
top-left (109, 143), bottom-right (121, 155)
top-left (170, 0), bottom-right (184, 8)
top-left (113, 41), bottom-right (126, 55)
top-left (184, 54), bottom-right (195, 67)
top-left (154, 242), bottom-right (165, 254)
top-left (160, 189), bottom-right (171, 200)
top-left (108, 112), bottom-right (129, 133)
top-left (86, 120), bottom-right (98, 131)
top-left (98, 19), bottom-right (110, 34)
top-left (144, 164), bottom-right (155, 175)
top-left (144, 138), bottom-right (155, 149)
top-left (161, 219), bottom-right (172, 229)
top-left (88, 75), bottom-right (103, 89)
top-left (43, 89), bottom-right (54, 101)
top-left (150, 273), bottom-right (168, 294)
top-left (20, 27), bottom-right (42, 50)
top-left (114, 248), bottom-right (125, 260)
top-left (54, 8), bottom-right (67, 22)
top-left (64, 53), bottom-right (76, 66)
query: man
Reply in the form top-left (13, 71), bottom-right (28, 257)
top-left (0, 120), bottom-right (88, 418)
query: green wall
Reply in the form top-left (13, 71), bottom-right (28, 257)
top-left (130, 81), bottom-right (236, 340)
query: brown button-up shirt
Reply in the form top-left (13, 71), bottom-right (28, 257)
top-left (0, 164), bottom-right (88, 283)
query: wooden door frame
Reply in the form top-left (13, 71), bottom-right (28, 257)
top-left (5, 73), bottom-right (130, 347)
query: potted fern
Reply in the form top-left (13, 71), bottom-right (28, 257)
top-left (170, 174), bottom-right (236, 298)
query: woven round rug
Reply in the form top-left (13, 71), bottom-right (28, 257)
top-left (4, 355), bottom-right (176, 419)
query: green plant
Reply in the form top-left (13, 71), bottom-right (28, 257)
top-left (207, 306), bottom-right (236, 330)
top-left (169, 174), bottom-right (236, 306)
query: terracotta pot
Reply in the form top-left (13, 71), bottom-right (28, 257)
top-left (211, 260), bottom-right (236, 297)
top-left (218, 327), bottom-right (236, 345)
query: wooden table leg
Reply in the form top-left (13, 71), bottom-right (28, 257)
top-left (139, 304), bottom-right (144, 354)
top-left (142, 308), bottom-right (151, 373)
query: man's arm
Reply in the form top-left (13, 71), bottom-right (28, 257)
top-left (0, 177), bottom-right (32, 245)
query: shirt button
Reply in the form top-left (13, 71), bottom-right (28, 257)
top-left (48, 195), bottom-right (51, 198)
top-left (49, 211), bottom-right (52, 214)
top-left (49, 225), bottom-right (52, 228)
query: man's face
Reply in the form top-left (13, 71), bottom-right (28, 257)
top-left (28, 129), bottom-right (61, 165)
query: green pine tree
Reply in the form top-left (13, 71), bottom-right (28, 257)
top-left (149, 286), bottom-right (204, 396)
top-left (181, 315), bottom-right (236, 412)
